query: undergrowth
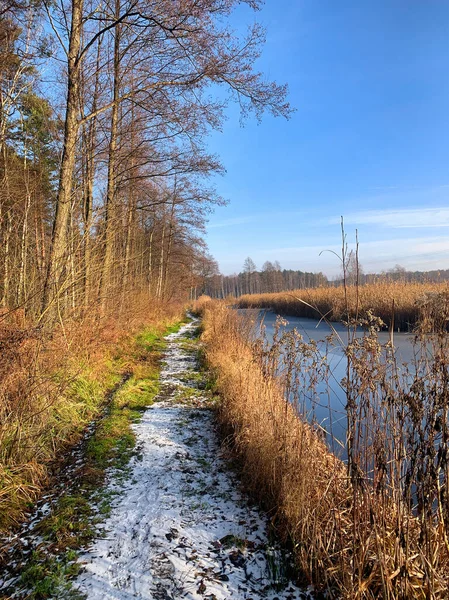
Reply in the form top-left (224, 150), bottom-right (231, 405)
top-left (0, 313), bottom-right (186, 598)
top-left (0, 305), bottom-right (184, 532)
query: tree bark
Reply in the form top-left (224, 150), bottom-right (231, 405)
top-left (148, 227), bottom-right (154, 297)
top-left (81, 32), bottom-right (102, 310)
top-left (41, 0), bottom-right (84, 319)
top-left (156, 221), bottom-right (166, 299)
top-left (100, 0), bottom-right (121, 316)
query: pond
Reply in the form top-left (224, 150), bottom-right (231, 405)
top-left (242, 309), bottom-right (419, 457)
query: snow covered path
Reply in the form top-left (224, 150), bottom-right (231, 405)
top-left (76, 320), bottom-right (311, 600)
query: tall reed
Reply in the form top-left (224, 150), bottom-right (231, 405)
top-left (237, 281), bottom-right (449, 331)
top-left (200, 298), bottom-right (449, 598)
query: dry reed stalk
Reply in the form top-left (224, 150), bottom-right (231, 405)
top-left (237, 282), bottom-right (449, 331)
top-left (199, 299), bottom-right (449, 598)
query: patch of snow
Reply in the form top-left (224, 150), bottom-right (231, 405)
top-left (76, 321), bottom-right (312, 600)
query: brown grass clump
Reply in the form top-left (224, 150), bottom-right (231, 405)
top-left (200, 300), bottom-right (449, 598)
top-left (0, 298), bottom-right (184, 531)
top-left (237, 281), bottom-right (449, 331)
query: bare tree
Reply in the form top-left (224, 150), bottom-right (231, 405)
top-left (243, 256), bottom-right (257, 294)
top-left (41, 0), bottom-right (291, 320)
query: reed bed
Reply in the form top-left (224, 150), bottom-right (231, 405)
top-left (199, 297), bottom-right (449, 598)
top-left (237, 281), bottom-right (449, 331)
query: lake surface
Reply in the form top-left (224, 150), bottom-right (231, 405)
top-left (257, 309), bottom-right (417, 362)
top-left (242, 309), bottom-right (419, 456)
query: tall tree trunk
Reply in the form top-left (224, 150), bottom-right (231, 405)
top-left (42, 0), bottom-right (84, 319)
top-left (2, 211), bottom-right (11, 308)
top-left (162, 195), bottom-right (176, 299)
top-left (18, 126), bottom-right (31, 309)
top-left (81, 33), bottom-right (101, 310)
top-left (121, 189), bottom-right (134, 306)
top-left (17, 191), bottom-right (30, 307)
top-left (156, 221), bottom-right (166, 299)
top-left (100, 0), bottom-right (121, 316)
top-left (69, 208), bottom-right (77, 310)
top-left (34, 210), bottom-right (41, 276)
top-left (82, 140), bottom-right (93, 308)
top-left (163, 224), bottom-right (173, 299)
top-left (1, 144), bottom-right (11, 308)
top-left (121, 89), bottom-right (136, 310)
top-left (148, 227), bottom-right (154, 297)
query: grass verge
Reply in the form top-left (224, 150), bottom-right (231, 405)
top-left (0, 317), bottom-right (186, 599)
top-left (0, 299), bottom-right (185, 533)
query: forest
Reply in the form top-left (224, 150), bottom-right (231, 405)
top-left (0, 0), bottom-right (289, 323)
top-left (202, 257), bottom-right (449, 299)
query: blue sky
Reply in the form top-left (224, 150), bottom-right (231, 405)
top-left (204, 0), bottom-right (449, 277)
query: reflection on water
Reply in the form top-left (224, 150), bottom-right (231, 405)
top-left (242, 309), bottom-right (419, 457)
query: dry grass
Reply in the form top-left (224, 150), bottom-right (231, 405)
top-left (0, 297), bottom-right (184, 531)
top-left (199, 299), bottom-right (449, 598)
top-left (237, 281), bottom-right (449, 331)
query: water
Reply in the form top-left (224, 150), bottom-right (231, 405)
top-left (242, 309), bottom-right (419, 457)
top-left (257, 309), bottom-right (416, 362)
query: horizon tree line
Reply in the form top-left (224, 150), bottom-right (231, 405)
top-left (200, 257), bottom-right (328, 298)
top-left (199, 255), bottom-right (449, 299)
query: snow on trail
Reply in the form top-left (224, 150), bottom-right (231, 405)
top-left (76, 320), bottom-right (311, 600)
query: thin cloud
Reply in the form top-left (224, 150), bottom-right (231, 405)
top-left (270, 236), bottom-right (449, 256)
top-left (331, 207), bottom-right (449, 229)
top-left (263, 236), bottom-right (449, 275)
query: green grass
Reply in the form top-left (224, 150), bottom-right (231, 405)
top-left (85, 375), bottom-right (159, 472)
top-left (19, 549), bottom-right (84, 599)
top-left (174, 385), bottom-right (200, 402)
top-left (36, 495), bottom-right (93, 549)
top-left (135, 319), bottom-right (186, 354)
top-left (12, 317), bottom-right (186, 599)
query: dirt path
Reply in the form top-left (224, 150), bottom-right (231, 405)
top-left (75, 320), bottom-right (311, 600)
